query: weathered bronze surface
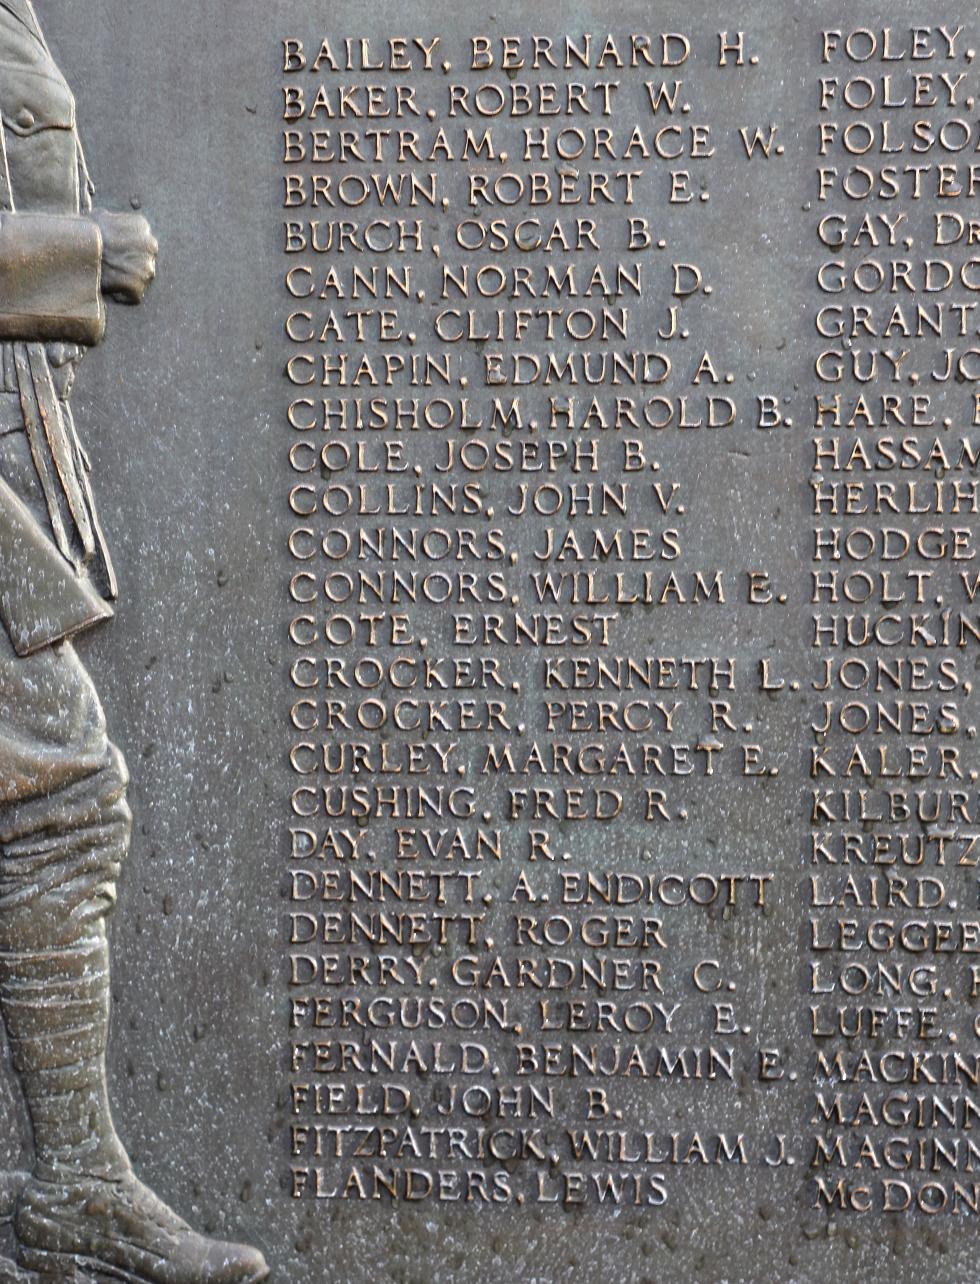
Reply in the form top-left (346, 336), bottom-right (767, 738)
top-left (4, 1), bottom-right (980, 1281)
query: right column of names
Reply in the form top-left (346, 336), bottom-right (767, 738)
top-left (808, 22), bottom-right (980, 1217)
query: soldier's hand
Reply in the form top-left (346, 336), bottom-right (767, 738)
top-left (95, 211), bottom-right (158, 305)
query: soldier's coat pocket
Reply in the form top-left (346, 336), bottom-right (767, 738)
top-left (0, 64), bottom-right (74, 136)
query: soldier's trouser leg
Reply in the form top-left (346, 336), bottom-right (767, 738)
top-left (0, 629), bottom-right (131, 1181)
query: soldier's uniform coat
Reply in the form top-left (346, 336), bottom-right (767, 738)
top-left (0, 0), bottom-right (129, 921)
top-left (0, 0), bottom-right (116, 659)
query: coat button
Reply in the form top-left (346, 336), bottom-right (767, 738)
top-left (14, 108), bottom-right (34, 130)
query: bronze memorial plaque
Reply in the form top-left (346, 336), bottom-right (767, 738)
top-left (2, 0), bottom-right (980, 1280)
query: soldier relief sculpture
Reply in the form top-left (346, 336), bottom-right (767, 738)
top-left (0, 2), bottom-right (268, 1281)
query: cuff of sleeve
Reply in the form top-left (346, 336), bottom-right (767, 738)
top-left (0, 213), bottom-right (105, 346)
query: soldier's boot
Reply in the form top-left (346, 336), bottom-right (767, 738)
top-left (0, 928), bottom-right (267, 1284)
top-left (16, 1173), bottom-right (267, 1284)
top-left (0, 1174), bottom-right (34, 1284)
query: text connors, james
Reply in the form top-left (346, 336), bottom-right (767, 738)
top-left (0, 4), bottom-right (266, 1282)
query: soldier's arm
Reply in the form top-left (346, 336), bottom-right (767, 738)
top-left (0, 205), bottom-right (158, 344)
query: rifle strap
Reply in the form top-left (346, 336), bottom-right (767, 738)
top-left (0, 91), bottom-right (13, 215)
